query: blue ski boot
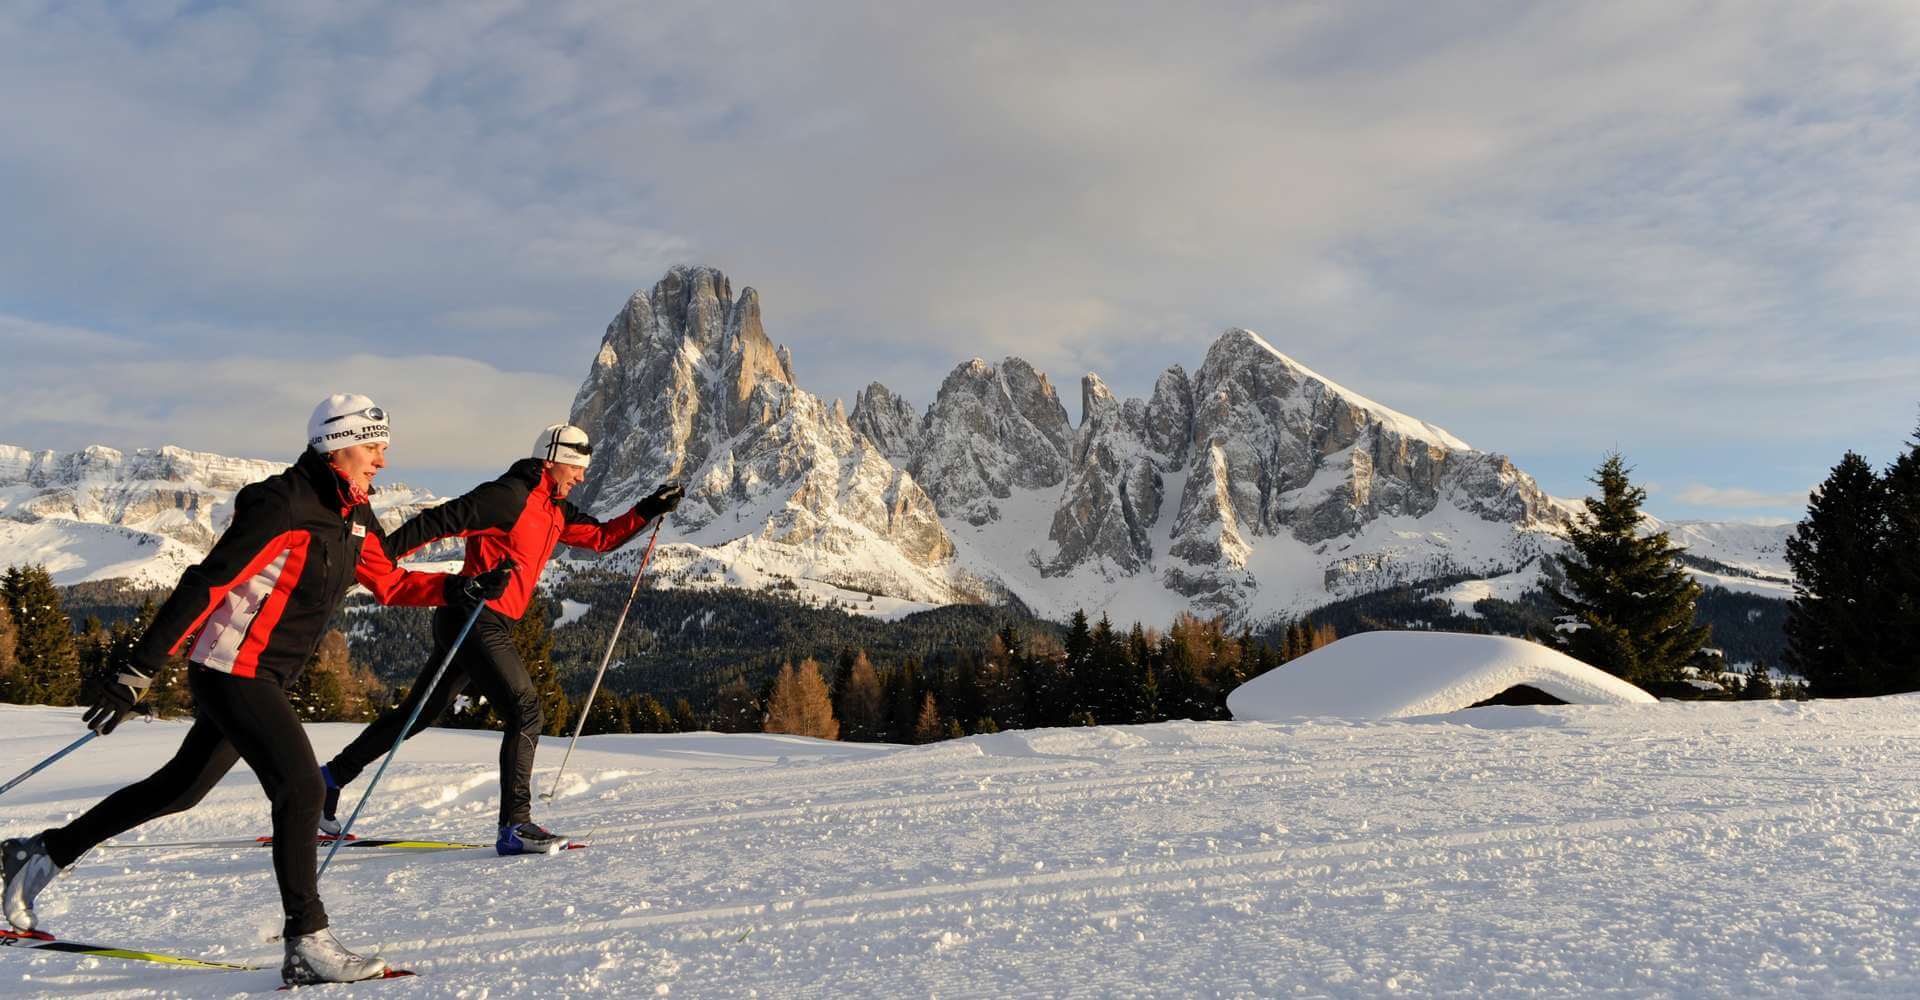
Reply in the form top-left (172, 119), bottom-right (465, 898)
top-left (496, 821), bottom-right (569, 855)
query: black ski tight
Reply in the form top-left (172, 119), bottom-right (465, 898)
top-left (42, 666), bottom-right (328, 937)
top-left (328, 605), bottom-right (542, 827)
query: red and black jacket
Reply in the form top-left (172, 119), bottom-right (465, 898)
top-left (386, 458), bottom-right (650, 620)
top-left (133, 449), bottom-right (450, 687)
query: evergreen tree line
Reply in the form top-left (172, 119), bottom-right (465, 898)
top-left (700, 611), bottom-right (1338, 744)
top-left (1783, 423), bottom-right (1920, 696)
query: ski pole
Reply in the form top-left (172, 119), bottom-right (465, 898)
top-left (0, 730), bottom-right (97, 799)
top-left (319, 565), bottom-right (506, 878)
top-left (543, 519), bottom-right (663, 802)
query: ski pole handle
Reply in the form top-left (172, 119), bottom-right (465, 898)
top-left (0, 730), bottom-right (98, 799)
top-left (319, 591), bottom-right (494, 879)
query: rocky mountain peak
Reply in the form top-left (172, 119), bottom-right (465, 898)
top-left (913, 357), bottom-right (1074, 526)
top-left (849, 382), bottom-right (923, 465)
top-left (570, 267), bottom-right (802, 510)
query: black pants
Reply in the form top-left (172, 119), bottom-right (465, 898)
top-left (328, 605), bottom-right (542, 827)
top-left (42, 667), bottom-right (328, 937)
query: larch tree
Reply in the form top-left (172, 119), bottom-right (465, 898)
top-left (833, 650), bottom-right (886, 742)
top-left (763, 658), bottom-right (839, 740)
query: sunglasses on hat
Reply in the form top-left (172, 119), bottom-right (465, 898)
top-left (323, 405), bottom-right (388, 425)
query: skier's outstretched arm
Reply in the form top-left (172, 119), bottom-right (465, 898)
top-left (382, 479), bottom-right (524, 560)
top-left (354, 518), bottom-right (457, 606)
top-left (558, 483), bottom-right (683, 552)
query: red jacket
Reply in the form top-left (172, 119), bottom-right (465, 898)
top-left (387, 458), bottom-right (650, 619)
top-left (135, 449), bottom-right (450, 685)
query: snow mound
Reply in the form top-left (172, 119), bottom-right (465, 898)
top-left (1227, 630), bottom-right (1655, 720)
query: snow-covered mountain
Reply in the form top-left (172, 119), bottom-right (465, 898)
top-left (566, 265), bottom-right (1790, 625)
top-left (1, 265), bottom-right (1798, 622)
top-left (0, 444), bottom-right (438, 587)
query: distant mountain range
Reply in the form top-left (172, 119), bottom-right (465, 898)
top-left (2, 265), bottom-right (1793, 625)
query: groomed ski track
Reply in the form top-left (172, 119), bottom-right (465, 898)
top-left (2, 698), bottom-right (1918, 997)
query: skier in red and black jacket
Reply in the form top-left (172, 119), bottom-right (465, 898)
top-left (1, 394), bottom-right (511, 986)
top-left (320, 423), bottom-right (682, 855)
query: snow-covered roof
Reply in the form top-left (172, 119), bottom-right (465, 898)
top-left (1227, 631), bottom-right (1656, 721)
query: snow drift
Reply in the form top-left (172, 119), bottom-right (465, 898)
top-left (1227, 630), bottom-right (1656, 720)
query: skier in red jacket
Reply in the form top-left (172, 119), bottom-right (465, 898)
top-left (320, 423), bottom-right (682, 854)
top-left (2, 394), bottom-right (510, 985)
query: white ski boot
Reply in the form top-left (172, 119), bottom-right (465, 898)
top-left (318, 766), bottom-right (344, 837)
top-left (2, 835), bottom-right (58, 932)
top-left (281, 927), bottom-right (389, 985)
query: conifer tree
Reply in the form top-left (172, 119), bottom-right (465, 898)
top-left (629, 693), bottom-right (675, 733)
top-left (1063, 610), bottom-right (1093, 716)
top-left (119, 599), bottom-right (191, 717)
top-left (289, 630), bottom-right (355, 721)
top-left (977, 635), bottom-right (1024, 731)
top-left (582, 690), bottom-right (631, 734)
top-left (1545, 453), bottom-right (1710, 688)
top-left (1086, 613), bottom-right (1128, 723)
top-left (1, 564), bottom-right (80, 705)
top-left (0, 601), bottom-right (16, 685)
top-left (1127, 622), bottom-right (1157, 722)
top-left (834, 650), bottom-right (886, 742)
top-left (1881, 424), bottom-right (1920, 691)
top-left (912, 692), bottom-right (944, 744)
top-left (884, 663), bottom-right (921, 743)
top-left (764, 659), bottom-right (839, 740)
top-left (512, 593), bottom-right (571, 736)
top-left (712, 677), bottom-right (762, 733)
top-left (1785, 452), bottom-right (1892, 695)
top-left (1739, 664), bottom-right (1775, 700)
top-left (671, 697), bottom-right (700, 733)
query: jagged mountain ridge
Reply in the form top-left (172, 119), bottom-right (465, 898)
top-left (566, 265), bottom-right (1757, 625)
top-left (1, 265), bottom-right (1793, 624)
top-left (0, 444), bottom-right (440, 587)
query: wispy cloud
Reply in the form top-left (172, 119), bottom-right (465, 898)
top-left (2, 2), bottom-right (1917, 520)
top-left (2, 312), bottom-right (575, 479)
top-left (1674, 484), bottom-right (1812, 510)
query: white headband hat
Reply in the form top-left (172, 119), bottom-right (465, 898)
top-left (308, 394), bottom-right (391, 453)
top-left (534, 423), bottom-right (592, 468)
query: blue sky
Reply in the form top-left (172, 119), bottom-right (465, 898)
top-left (3, 1), bottom-right (1917, 520)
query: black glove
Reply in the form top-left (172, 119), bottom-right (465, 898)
top-left (83, 664), bottom-right (153, 735)
top-left (447, 559), bottom-right (515, 613)
top-left (635, 483), bottom-right (685, 520)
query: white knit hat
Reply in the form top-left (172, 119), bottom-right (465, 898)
top-left (308, 394), bottom-right (391, 453)
top-left (534, 424), bottom-right (592, 468)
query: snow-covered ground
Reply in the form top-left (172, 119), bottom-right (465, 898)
top-left (4, 696), bottom-right (1918, 997)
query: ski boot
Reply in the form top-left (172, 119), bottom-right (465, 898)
top-left (318, 765), bottom-right (344, 837)
top-left (3, 835), bottom-right (59, 932)
top-left (496, 821), bottom-right (569, 855)
top-left (282, 926), bottom-right (389, 985)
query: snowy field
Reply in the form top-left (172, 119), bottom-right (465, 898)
top-left (2, 697), bottom-right (1918, 997)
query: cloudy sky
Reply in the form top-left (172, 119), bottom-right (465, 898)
top-left (4, 1), bottom-right (1918, 521)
